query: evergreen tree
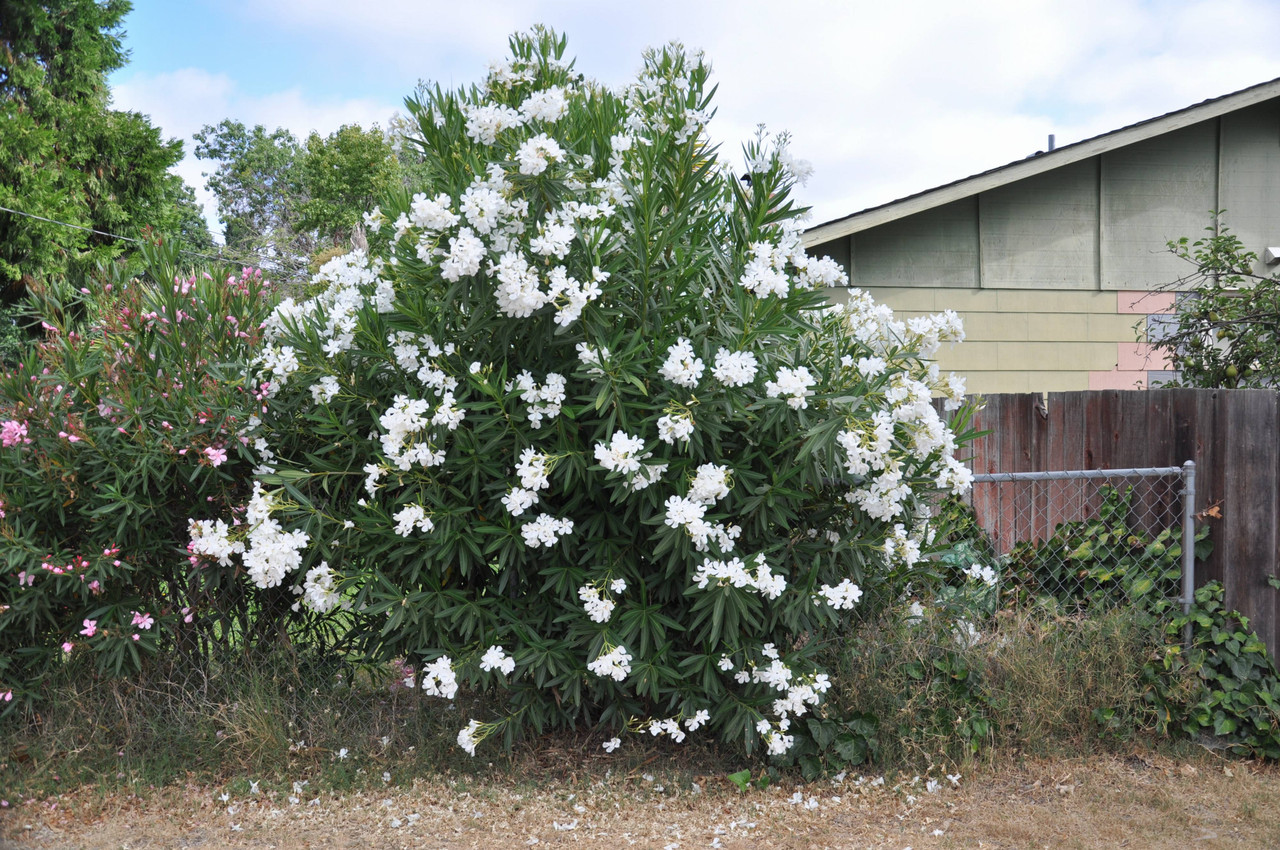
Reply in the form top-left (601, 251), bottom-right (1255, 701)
top-left (0, 0), bottom-right (189, 294)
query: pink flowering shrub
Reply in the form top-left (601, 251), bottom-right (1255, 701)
top-left (0, 239), bottom-right (279, 713)
top-left (187, 30), bottom-right (976, 757)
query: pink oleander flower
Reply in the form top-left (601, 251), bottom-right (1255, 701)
top-left (1, 420), bottom-right (29, 447)
top-left (1, 690), bottom-right (12, 702)
top-left (204, 445), bottom-right (228, 467)
top-left (61, 642), bottom-right (73, 654)
top-left (131, 634), bottom-right (140, 641)
top-left (130, 611), bottom-right (154, 630)
top-left (80, 619), bottom-right (97, 637)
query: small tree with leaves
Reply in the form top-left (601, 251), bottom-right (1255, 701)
top-left (1153, 214), bottom-right (1280, 388)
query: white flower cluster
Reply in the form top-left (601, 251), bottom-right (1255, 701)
top-left (739, 241), bottom-right (790, 298)
top-left (663, 494), bottom-right (741, 553)
top-left (594, 430), bottom-right (645, 475)
top-left (521, 512), bottom-right (574, 548)
top-left (693, 553), bottom-right (786, 600)
top-left (187, 517), bottom-right (242, 566)
top-left (457, 719), bottom-right (482, 756)
top-left (656, 411), bottom-right (694, 444)
top-left (963, 563), bottom-right (998, 586)
top-left (711, 348), bottom-right (759, 387)
top-left (392, 504), bottom-right (435, 537)
top-left (578, 584), bottom-right (616, 623)
top-left (515, 371), bottom-right (566, 429)
top-left (301, 562), bottom-right (344, 614)
top-left (816, 579), bottom-right (863, 610)
top-left (765, 366), bottom-right (816, 410)
top-left (587, 645), bottom-right (632, 681)
top-left (241, 483), bottom-right (309, 589)
top-left (516, 132), bottom-right (565, 176)
top-left (688, 463), bottom-right (731, 504)
top-left (378, 395), bottom-right (450, 470)
top-left (479, 645), bottom-right (516, 675)
top-left (659, 337), bottom-right (704, 388)
top-left (420, 655), bottom-right (459, 699)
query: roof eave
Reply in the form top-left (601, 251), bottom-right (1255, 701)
top-left (803, 77), bottom-right (1280, 249)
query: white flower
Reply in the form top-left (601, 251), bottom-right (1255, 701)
top-left (712, 349), bottom-right (758, 387)
top-left (602, 737), bottom-right (622, 753)
top-left (520, 513), bottom-right (574, 548)
top-left (656, 412), bottom-right (694, 444)
top-left (421, 655), bottom-right (459, 699)
top-left (480, 645), bottom-right (516, 675)
top-left (502, 487), bottom-right (538, 517)
top-left (587, 645), bottom-right (632, 681)
top-left (816, 579), bottom-right (862, 610)
top-left (609, 578), bottom-right (627, 594)
top-left (578, 585), bottom-right (616, 623)
top-left (392, 504), bottom-right (435, 537)
top-left (659, 337), bottom-right (704, 388)
top-left (520, 86), bottom-right (568, 122)
top-left (302, 562), bottom-right (343, 614)
top-left (516, 133), bottom-right (566, 176)
top-left (440, 227), bottom-right (485, 281)
top-left (594, 430), bottom-right (646, 475)
top-left (688, 463), bottom-right (731, 505)
top-left (457, 719), bottom-right (482, 756)
top-left (685, 709), bottom-right (710, 731)
top-left (765, 366), bottom-right (816, 409)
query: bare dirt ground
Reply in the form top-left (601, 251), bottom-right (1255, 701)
top-left (3, 751), bottom-right (1279, 849)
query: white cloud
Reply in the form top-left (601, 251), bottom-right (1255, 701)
top-left (112, 68), bottom-right (399, 238)
top-left (111, 0), bottom-right (1280, 232)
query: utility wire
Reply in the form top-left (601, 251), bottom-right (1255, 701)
top-left (0, 203), bottom-right (309, 272)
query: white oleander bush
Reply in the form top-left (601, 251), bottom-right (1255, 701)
top-left (185, 27), bottom-right (972, 757)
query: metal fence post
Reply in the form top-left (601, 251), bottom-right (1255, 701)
top-left (1181, 460), bottom-right (1197, 652)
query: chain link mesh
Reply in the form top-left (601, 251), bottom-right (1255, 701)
top-left (965, 469), bottom-right (1190, 610)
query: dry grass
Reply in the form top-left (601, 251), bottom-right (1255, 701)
top-left (4, 749), bottom-right (1279, 849)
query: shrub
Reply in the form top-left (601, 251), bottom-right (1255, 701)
top-left (185, 28), bottom-right (974, 757)
top-left (0, 239), bottom-right (281, 713)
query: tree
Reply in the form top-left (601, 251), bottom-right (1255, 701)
top-left (193, 120), bottom-right (308, 273)
top-left (296, 124), bottom-right (400, 246)
top-left (0, 0), bottom-right (189, 292)
top-left (1150, 214), bottom-right (1280, 388)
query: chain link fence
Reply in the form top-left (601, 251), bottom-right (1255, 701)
top-left (964, 464), bottom-right (1197, 642)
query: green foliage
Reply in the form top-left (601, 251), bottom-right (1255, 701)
top-left (1153, 214), bottom-right (1280, 388)
top-left (193, 120), bottom-right (309, 275)
top-left (1155, 583), bottom-right (1280, 758)
top-left (191, 29), bottom-right (974, 759)
top-left (195, 120), bottom-right (409, 284)
top-left (296, 124), bottom-right (401, 245)
top-left (0, 0), bottom-right (190, 286)
top-left (1005, 486), bottom-right (1207, 608)
top-left (0, 239), bottom-right (283, 714)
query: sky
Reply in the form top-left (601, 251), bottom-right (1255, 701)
top-left (108, 0), bottom-right (1280, 240)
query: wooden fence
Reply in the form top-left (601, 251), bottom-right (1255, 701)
top-left (957, 389), bottom-right (1280, 660)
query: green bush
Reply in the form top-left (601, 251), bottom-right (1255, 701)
top-left (184, 29), bottom-right (975, 757)
top-left (0, 239), bottom-right (282, 713)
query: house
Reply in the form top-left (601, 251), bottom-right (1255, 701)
top-left (803, 78), bottom-right (1280, 394)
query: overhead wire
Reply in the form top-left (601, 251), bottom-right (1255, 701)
top-left (0, 203), bottom-right (310, 273)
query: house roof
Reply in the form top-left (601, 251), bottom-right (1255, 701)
top-left (803, 76), bottom-right (1280, 249)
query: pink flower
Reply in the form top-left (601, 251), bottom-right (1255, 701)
top-left (80, 619), bottom-right (97, 637)
top-left (130, 611), bottom-right (154, 630)
top-left (204, 446), bottom-right (228, 467)
top-left (1, 690), bottom-right (11, 702)
top-left (181, 607), bottom-right (194, 624)
top-left (131, 634), bottom-right (140, 642)
top-left (0, 420), bottom-right (28, 447)
top-left (61, 642), bottom-right (73, 654)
